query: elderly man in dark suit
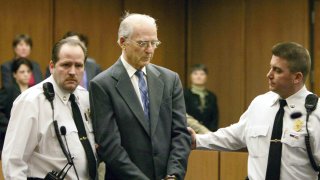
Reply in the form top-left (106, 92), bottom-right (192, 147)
top-left (89, 13), bottom-right (191, 180)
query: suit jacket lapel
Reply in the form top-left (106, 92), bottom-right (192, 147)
top-left (146, 65), bottom-right (164, 136)
top-left (112, 59), bottom-right (151, 136)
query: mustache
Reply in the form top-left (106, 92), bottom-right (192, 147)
top-left (65, 77), bottom-right (78, 81)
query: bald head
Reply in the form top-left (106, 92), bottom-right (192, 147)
top-left (117, 13), bottom-right (157, 45)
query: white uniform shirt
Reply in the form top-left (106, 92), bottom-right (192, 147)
top-left (196, 86), bottom-right (320, 180)
top-left (121, 55), bottom-right (147, 110)
top-left (2, 76), bottom-right (96, 180)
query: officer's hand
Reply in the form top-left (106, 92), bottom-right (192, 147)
top-left (187, 127), bottom-right (196, 149)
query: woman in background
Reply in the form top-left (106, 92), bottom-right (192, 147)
top-left (0, 58), bottom-right (33, 152)
top-left (1, 34), bottom-right (42, 88)
top-left (184, 64), bottom-right (219, 131)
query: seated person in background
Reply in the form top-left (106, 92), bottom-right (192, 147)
top-left (184, 64), bottom-right (219, 131)
top-left (1, 34), bottom-right (42, 88)
top-left (46, 31), bottom-right (101, 89)
top-left (0, 58), bottom-right (33, 152)
top-left (187, 114), bottom-right (210, 134)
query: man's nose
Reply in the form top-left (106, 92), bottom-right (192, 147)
top-left (145, 45), bottom-right (155, 54)
top-left (266, 69), bottom-right (272, 78)
top-left (69, 65), bottom-right (76, 74)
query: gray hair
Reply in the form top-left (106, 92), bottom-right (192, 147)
top-left (117, 12), bottom-right (157, 44)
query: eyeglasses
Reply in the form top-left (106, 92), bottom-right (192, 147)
top-left (127, 39), bottom-right (161, 48)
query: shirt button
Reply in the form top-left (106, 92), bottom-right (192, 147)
top-left (63, 96), bottom-right (67, 101)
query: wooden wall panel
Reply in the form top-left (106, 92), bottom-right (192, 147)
top-left (220, 152), bottom-right (248, 180)
top-left (188, 1), bottom-right (246, 128)
top-left (185, 150), bottom-right (219, 180)
top-left (123, 0), bottom-right (186, 84)
top-left (245, 0), bottom-right (309, 105)
top-left (0, 0), bottom-right (53, 80)
top-left (54, 0), bottom-right (123, 71)
top-left (314, 0), bottom-right (320, 95)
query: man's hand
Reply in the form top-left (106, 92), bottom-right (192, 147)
top-left (187, 127), bottom-right (196, 149)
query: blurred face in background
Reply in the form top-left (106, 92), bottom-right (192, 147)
top-left (14, 40), bottom-right (31, 58)
top-left (13, 64), bottom-right (32, 86)
top-left (190, 70), bottom-right (207, 86)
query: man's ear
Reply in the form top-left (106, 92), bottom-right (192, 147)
top-left (293, 72), bottom-right (303, 84)
top-left (49, 60), bottom-right (54, 74)
top-left (119, 37), bottom-right (127, 49)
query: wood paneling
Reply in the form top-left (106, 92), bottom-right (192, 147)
top-left (185, 151), bottom-right (248, 180)
top-left (185, 150), bottom-right (219, 180)
top-left (54, 0), bottom-right (122, 70)
top-left (54, 0), bottom-right (186, 80)
top-left (188, 0), bottom-right (246, 128)
top-left (314, 0), bottom-right (320, 95)
top-left (245, 0), bottom-right (309, 105)
top-left (220, 151), bottom-right (248, 180)
top-left (123, 0), bottom-right (186, 84)
top-left (0, 0), bottom-right (53, 76)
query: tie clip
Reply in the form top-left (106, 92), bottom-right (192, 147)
top-left (270, 139), bottom-right (282, 143)
top-left (80, 136), bottom-right (87, 141)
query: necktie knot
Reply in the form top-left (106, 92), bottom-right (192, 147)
top-left (69, 94), bottom-right (76, 103)
top-left (135, 70), bottom-right (144, 79)
top-left (279, 99), bottom-right (287, 108)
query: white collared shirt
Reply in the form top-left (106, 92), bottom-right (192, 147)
top-left (121, 55), bottom-right (147, 110)
top-left (2, 76), bottom-right (96, 180)
top-left (196, 86), bottom-right (320, 180)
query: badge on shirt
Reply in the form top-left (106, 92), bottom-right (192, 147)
top-left (85, 108), bottom-right (91, 120)
top-left (293, 119), bottom-right (304, 132)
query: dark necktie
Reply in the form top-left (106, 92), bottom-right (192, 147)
top-left (69, 94), bottom-right (96, 179)
top-left (265, 99), bottom-right (287, 180)
top-left (135, 70), bottom-right (150, 125)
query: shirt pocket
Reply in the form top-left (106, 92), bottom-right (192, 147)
top-left (48, 120), bottom-right (79, 157)
top-left (58, 120), bottom-right (85, 158)
top-left (247, 126), bottom-right (269, 158)
top-left (282, 130), bottom-right (309, 166)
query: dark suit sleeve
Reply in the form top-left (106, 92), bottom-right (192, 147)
top-left (0, 88), bottom-right (9, 133)
top-left (211, 93), bottom-right (219, 131)
top-left (45, 66), bottom-right (51, 78)
top-left (94, 63), bottom-right (102, 75)
top-left (166, 73), bottom-right (191, 179)
top-left (31, 62), bottom-right (43, 83)
top-left (1, 64), bottom-right (12, 89)
top-left (89, 80), bottom-right (149, 180)
top-left (0, 88), bottom-right (8, 151)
